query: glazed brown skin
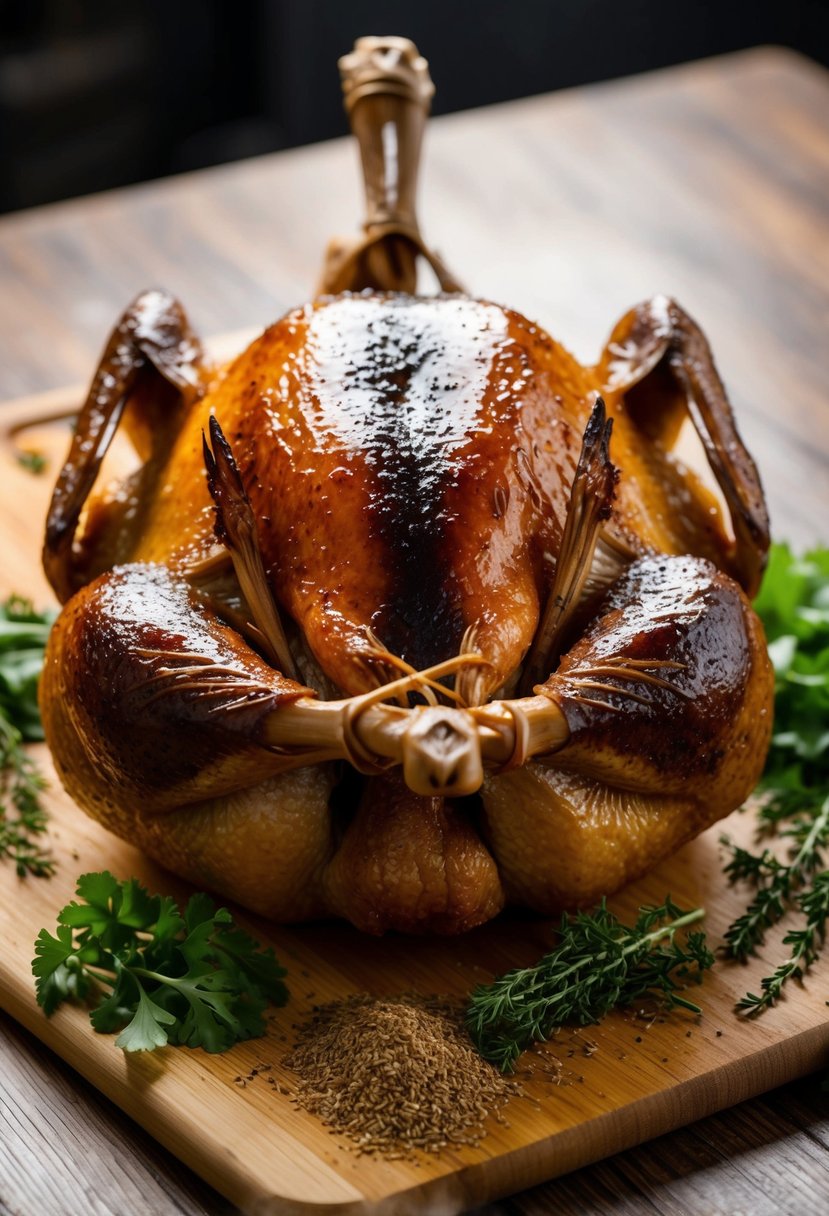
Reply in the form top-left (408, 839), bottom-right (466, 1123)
top-left (480, 556), bottom-right (773, 913)
top-left (44, 564), bottom-right (310, 815)
top-left (547, 556), bottom-right (764, 800)
top-left (121, 294), bottom-right (734, 699)
top-left (39, 38), bottom-right (774, 933)
top-left (40, 291), bottom-right (774, 931)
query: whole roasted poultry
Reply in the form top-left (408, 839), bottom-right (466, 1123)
top-left (40, 38), bottom-right (774, 935)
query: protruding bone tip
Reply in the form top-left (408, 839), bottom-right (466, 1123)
top-left (338, 36), bottom-right (434, 110)
top-left (401, 706), bottom-right (484, 797)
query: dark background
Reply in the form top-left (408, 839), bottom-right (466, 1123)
top-left (0, 0), bottom-right (827, 216)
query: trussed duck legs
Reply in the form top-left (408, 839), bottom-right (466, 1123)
top-left (40, 386), bottom-right (772, 928)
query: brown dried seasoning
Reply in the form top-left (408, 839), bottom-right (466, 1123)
top-left (283, 994), bottom-right (522, 1157)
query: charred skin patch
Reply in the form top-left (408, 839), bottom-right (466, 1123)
top-left (302, 296), bottom-right (505, 669)
top-left (214, 294), bottom-right (589, 697)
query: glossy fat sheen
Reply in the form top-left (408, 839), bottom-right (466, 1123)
top-left (127, 293), bottom-right (728, 697)
top-left (40, 564), bottom-right (311, 816)
top-left (481, 767), bottom-right (711, 911)
top-left (46, 291), bottom-right (772, 932)
top-left (545, 555), bottom-right (772, 799)
top-left (480, 555), bottom-right (774, 911)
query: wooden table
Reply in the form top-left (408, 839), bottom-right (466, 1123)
top-left (1, 45), bottom-right (828, 1216)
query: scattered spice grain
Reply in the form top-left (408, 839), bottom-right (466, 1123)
top-left (283, 995), bottom-right (522, 1157)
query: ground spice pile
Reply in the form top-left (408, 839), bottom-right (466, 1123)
top-left (283, 995), bottom-right (522, 1157)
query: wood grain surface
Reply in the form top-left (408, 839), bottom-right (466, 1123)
top-left (0, 701), bottom-right (827, 1214)
top-left (0, 44), bottom-right (828, 1216)
top-left (0, 397), bottom-right (827, 1210)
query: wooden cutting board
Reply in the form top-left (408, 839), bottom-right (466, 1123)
top-left (1, 388), bottom-right (827, 1216)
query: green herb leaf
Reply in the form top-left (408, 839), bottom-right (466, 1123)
top-left (179, 894), bottom-right (288, 1004)
top-left (16, 449), bottom-right (47, 475)
top-left (88, 970), bottom-right (137, 1034)
top-left (0, 597), bottom-right (55, 743)
top-left (722, 542), bottom-right (829, 1011)
top-left (32, 925), bottom-right (81, 1014)
top-left (0, 715), bottom-right (53, 877)
top-left (466, 899), bottom-right (712, 1071)
top-left (33, 871), bottom-right (289, 1054)
top-left (115, 982), bottom-right (177, 1052)
top-left (59, 871), bottom-right (163, 951)
top-left (0, 596), bottom-right (55, 876)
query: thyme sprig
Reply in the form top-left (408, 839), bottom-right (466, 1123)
top-left (722, 795), bottom-right (829, 962)
top-left (466, 898), bottom-right (713, 1072)
top-left (736, 873), bottom-right (829, 1014)
top-left (0, 596), bottom-right (55, 876)
top-left (0, 715), bottom-right (52, 877)
top-left (722, 543), bottom-right (829, 1011)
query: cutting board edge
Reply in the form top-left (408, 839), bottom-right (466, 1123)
top-left (4, 968), bottom-right (828, 1216)
top-left (448, 1019), bottom-right (829, 1215)
top-left (4, 380), bottom-right (829, 1215)
top-left (1, 980), bottom-right (367, 1215)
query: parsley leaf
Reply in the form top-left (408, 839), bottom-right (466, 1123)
top-left (115, 982), bottom-right (177, 1052)
top-left (33, 872), bottom-right (289, 1052)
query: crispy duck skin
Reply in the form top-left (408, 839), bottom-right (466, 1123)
top-left (484, 555), bottom-right (773, 911)
top-left (39, 37), bottom-right (773, 933)
top-left (76, 292), bottom-right (752, 692)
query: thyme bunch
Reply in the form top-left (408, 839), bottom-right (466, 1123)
top-left (466, 899), bottom-right (713, 1072)
top-left (736, 872), bottom-right (829, 1014)
top-left (0, 716), bottom-right (51, 876)
top-left (723, 795), bottom-right (829, 962)
top-left (722, 543), bottom-right (829, 1011)
top-left (0, 596), bottom-right (55, 876)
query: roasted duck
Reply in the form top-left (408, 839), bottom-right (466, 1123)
top-left (40, 38), bottom-right (774, 934)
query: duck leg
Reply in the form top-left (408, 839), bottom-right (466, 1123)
top-left (40, 560), bottom-right (337, 919)
top-left (481, 553), bottom-right (774, 911)
top-left (596, 296), bottom-right (769, 595)
top-left (44, 289), bottom-right (206, 603)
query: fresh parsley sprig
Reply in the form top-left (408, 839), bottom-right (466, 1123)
top-left (0, 596), bottom-right (55, 876)
top-left (466, 898), bottom-right (713, 1072)
top-left (722, 543), bottom-right (829, 1010)
top-left (33, 871), bottom-right (289, 1052)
